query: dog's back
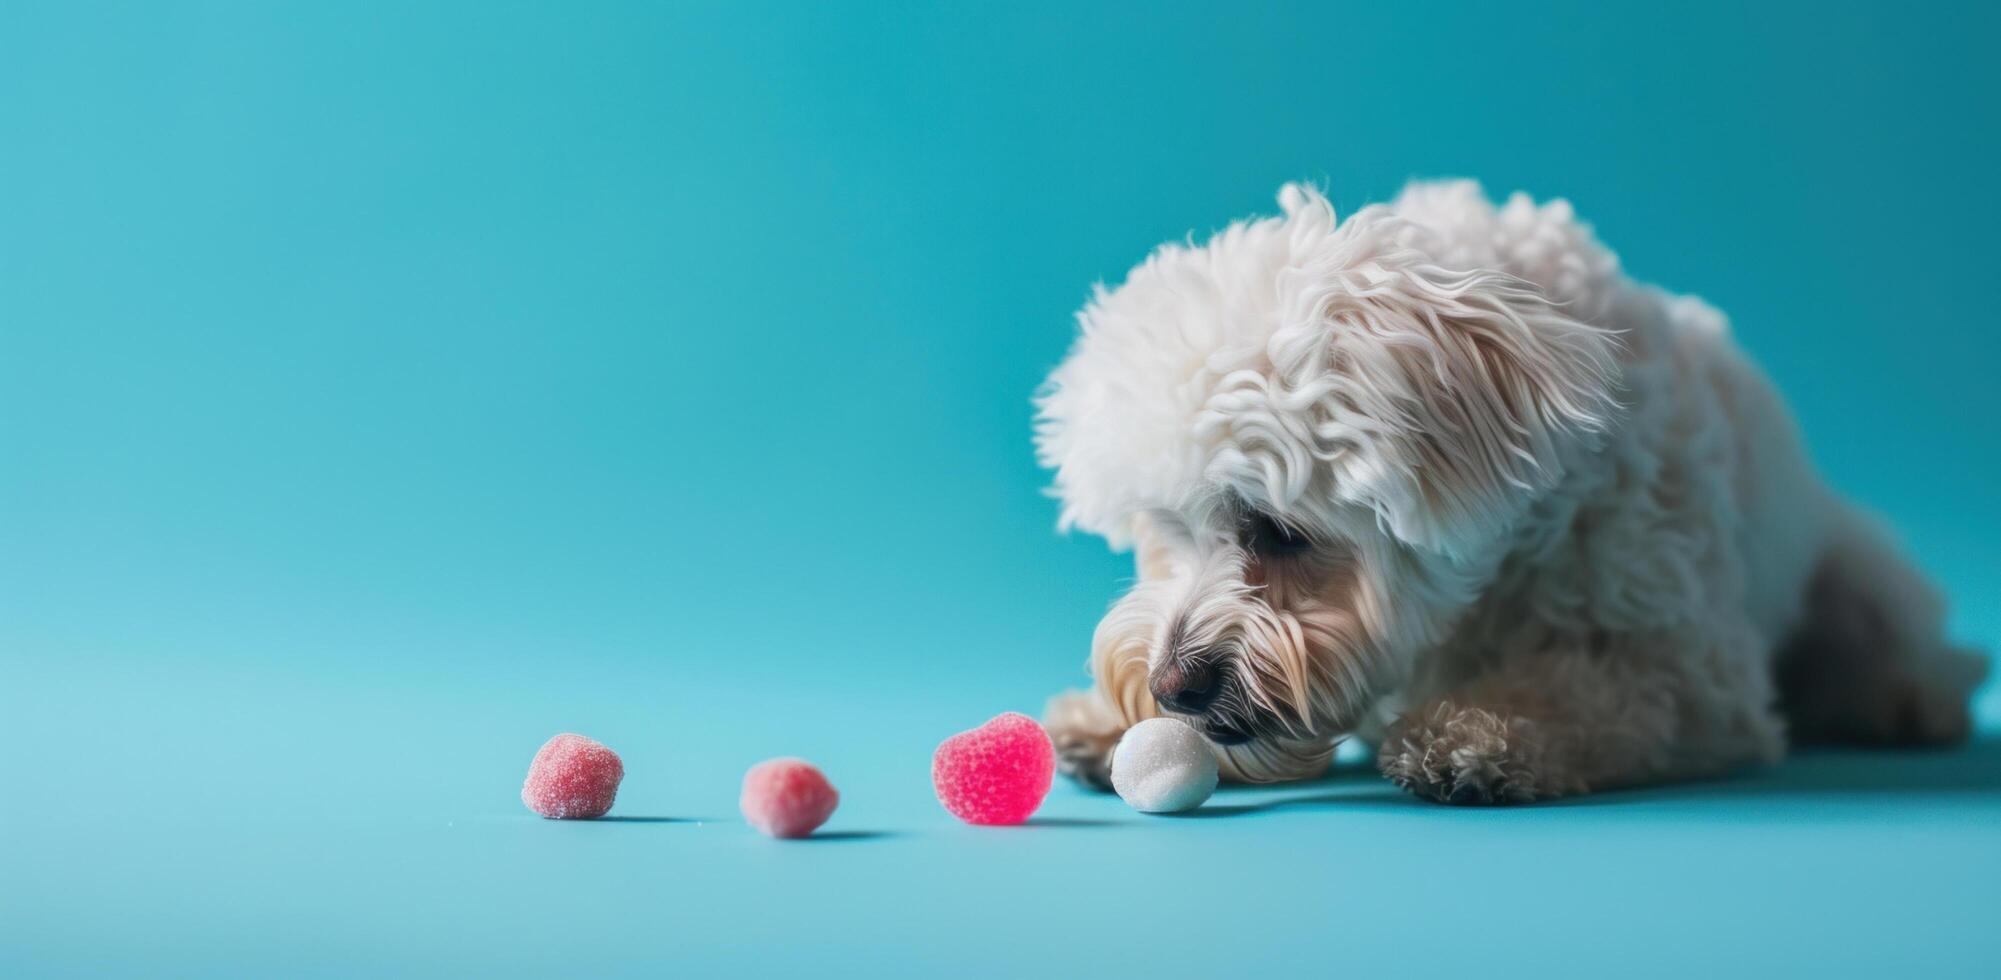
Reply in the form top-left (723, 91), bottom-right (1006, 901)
top-left (1392, 180), bottom-right (1983, 751)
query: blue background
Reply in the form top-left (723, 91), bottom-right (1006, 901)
top-left (4, 2), bottom-right (1997, 976)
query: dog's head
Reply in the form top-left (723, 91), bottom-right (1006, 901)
top-left (1036, 184), bottom-right (1621, 781)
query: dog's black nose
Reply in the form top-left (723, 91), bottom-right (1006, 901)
top-left (1150, 655), bottom-right (1220, 714)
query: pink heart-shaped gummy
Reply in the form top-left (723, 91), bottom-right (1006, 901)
top-left (932, 712), bottom-right (1054, 825)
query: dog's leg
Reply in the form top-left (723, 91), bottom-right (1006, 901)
top-left (1776, 511), bottom-right (1987, 747)
top-left (1042, 688), bottom-right (1129, 790)
top-left (1379, 626), bottom-right (1786, 804)
top-left (1042, 513), bottom-right (1181, 790)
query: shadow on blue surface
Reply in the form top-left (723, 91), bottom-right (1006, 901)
top-left (1172, 791), bottom-right (1408, 817)
top-left (1153, 736), bottom-right (2001, 818)
top-left (1020, 816), bottom-right (1122, 828)
top-left (1571, 735), bottom-right (2001, 806)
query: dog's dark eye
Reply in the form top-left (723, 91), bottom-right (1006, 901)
top-left (1246, 513), bottom-right (1312, 556)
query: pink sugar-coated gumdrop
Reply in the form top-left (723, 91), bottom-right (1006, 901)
top-left (932, 711), bottom-right (1055, 825)
top-left (521, 733), bottom-right (624, 819)
top-left (739, 758), bottom-right (841, 839)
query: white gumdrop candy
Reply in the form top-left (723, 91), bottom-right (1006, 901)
top-left (1110, 717), bottom-right (1219, 813)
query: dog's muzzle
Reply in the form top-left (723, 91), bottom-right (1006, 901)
top-left (1149, 649), bottom-right (1255, 745)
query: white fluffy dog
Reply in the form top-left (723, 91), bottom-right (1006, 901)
top-left (1038, 181), bottom-right (1987, 803)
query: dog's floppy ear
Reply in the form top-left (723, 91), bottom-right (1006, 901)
top-left (1310, 247), bottom-right (1623, 557)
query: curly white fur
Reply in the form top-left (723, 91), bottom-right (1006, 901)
top-left (1038, 181), bottom-right (1986, 801)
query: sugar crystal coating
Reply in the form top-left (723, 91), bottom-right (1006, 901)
top-left (932, 711), bottom-right (1054, 825)
top-left (740, 758), bottom-right (840, 838)
top-left (521, 733), bottom-right (624, 819)
top-left (1110, 717), bottom-right (1218, 813)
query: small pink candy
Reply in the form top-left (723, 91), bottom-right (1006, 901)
top-left (740, 758), bottom-right (840, 838)
top-left (932, 711), bottom-right (1054, 825)
top-left (521, 733), bottom-right (624, 819)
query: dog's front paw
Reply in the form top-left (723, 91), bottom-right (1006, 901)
top-left (1379, 702), bottom-right (1548, 805)
top-left (1042, 688), bottom-right (1124, 792)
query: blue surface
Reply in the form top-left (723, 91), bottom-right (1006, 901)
top-left (3, 2), bottom-right (1997, 977)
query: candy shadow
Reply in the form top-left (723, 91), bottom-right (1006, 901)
top-left (799, 830), bottom-right (901, 841)
top-left (1021, 816), bottom-right (1123, 828)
